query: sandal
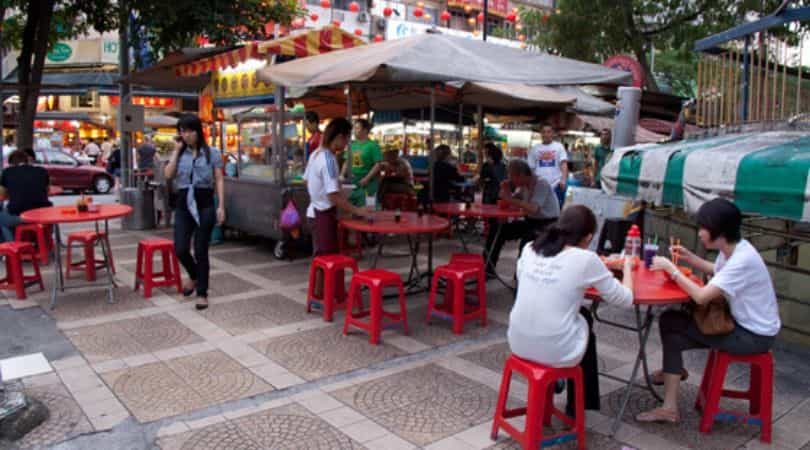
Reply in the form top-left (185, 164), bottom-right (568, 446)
top-left (195, 296), bottom-right (209, 311)
top-left (650, 369), bottom-right (688, 386)
top-left (182, 281), bottom-right (196, 297)
top-left (635, 408), bottom-right (680, 424)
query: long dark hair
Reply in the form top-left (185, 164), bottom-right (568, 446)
top-left (322, 118), bottom-right (352, 149)
top-left (485, 142), bottom-right (502, 164)
top-left (532, 205), bottom-right (597, 257)
top-left (696, 198), bottom-right (742, 243)
top-left (176, 113), bottom-right (209, 153)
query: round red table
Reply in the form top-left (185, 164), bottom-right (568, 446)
top-left (21, 204), bottom-right (133, 308)
top-left (339, 211), bottom-right (449, 292)
top-left (586, 264), bottom-right (701, 434)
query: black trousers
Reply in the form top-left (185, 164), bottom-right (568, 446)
top-left (484, 218), bottom-right (553, 271)
top-left (565, 307), bottom-right (601, 416)
top-left (174, 199), bottom-right (216, 298)
top-left (659, 309), bottom-right (775, 375)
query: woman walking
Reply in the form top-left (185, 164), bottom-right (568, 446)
top-left (164, 114), bottom-right (225, 310)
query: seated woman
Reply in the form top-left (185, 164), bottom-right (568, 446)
top-left (377, 148), bottom-right (416, 204)
top-left (637, 198), bottom-right (781, 423)
top-left (431, 145), bottom-right (465, 203)
top-left (509, 205), bottom-right (634, 415)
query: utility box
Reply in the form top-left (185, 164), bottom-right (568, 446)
top-left (120, 187), bottom-right (155, 230)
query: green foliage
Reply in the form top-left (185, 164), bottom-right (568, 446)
top-left (2, 0), bottom-right (118, 51)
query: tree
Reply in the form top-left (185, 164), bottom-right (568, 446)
top-left (517, 0), bottom-right (803, 92)
top-left (2, 0), bottom-right (303, 150)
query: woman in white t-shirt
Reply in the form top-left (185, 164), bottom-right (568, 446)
top-left (509, 205), bottom-right (634, 416)
top-left (637, 198), bottom-right (780, 424)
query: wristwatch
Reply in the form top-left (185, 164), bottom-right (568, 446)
top-left (670, 269), bottom-right (681, 279)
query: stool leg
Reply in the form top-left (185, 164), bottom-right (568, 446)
top-left (398, 281), bottom-right (409, 335)
top-left (343, 280), bottom-right (359, 336)
top-left (749, 363), bottom-right (762, 415)
top-left (10, 254), bottom-right (26, 300)
top-left (370, 286), bottom-right (382, 345)
top-left (143, 248), bottom-right (154, 299)
top-left (491, 365), bottom-right (512, 440)
top-left (759, 358), bottom-right (773, 443)
top-left (160, 249), bottom-right (170, 280)
top-left (323, 268), bottom-right (335, 322)
top-left (36, 227), bottom-right (49, 265)
top-left (452, 278), bottom-right (464, 335)
top-left (543, 383), bottom-right (555, 426)
top-left (426, 274), bottom-right (441, 324)
top-left (31, 257), bottom-right (45, 291)
top-left (574, 369), bottom-right (586, 450)
top-left (696, 350), bottom-right (717, 411)
top-left (134, 243), bottom-right (144, 291)
top-left (700, 355), bottom-right (730, 434)
top-left (526, 380), bottom-right (544, 450)
top-left (65, 239), bottom-right (74, 279)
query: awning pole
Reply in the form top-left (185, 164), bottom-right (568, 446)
top-left (457, 104), bottom-right (463, 155)
top-left (429, 86), bottom-right (436, 203)
top-left (476, 104), bottom-right (484, 163)
top-left (346, 83), bottom-right (352, 181)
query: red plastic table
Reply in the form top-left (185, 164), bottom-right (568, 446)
top-left (587, 265), bottom-right (700, 434)
top-left (21, 204), bottom-right (133, 308)
top-left (433, 202), bottom-right (527, 288)
top-left (339, 211), bottom-right (449, 292)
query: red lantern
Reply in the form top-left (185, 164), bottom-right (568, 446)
top-left (354, 28), bottom-right (363, 36)
top-left (463, 4), bottom-right (472, 13)
top-left (374, 34), bottom-right (383, 42)
top-left (476, 12), bottom-right (484, 22)
top-left (348, 1), bottom-right (360, 12)
top-left (320, 0), bottom-right (331, 7)
top-left (413, 7), bottom-right (423, 17)
top-left (309, 13), bottom-right (319, 21)
top-left (332, 19), bottom-right (341, 26)
top-left (292, 17), bottom-right (305, 28)
top-left (541, 12), bottom-right (550, 23)
top-left (383, 6), bottom-right (393, 17)
top-left (440, 10), bottom-right (451, 21)
top-left (506, 12), bottom-right (516, 22)
top-left (467, 17), bottom-right (476, 26)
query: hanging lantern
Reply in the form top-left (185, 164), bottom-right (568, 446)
top-left (374, 34), bottom-right (384, 42)
top-left (332, 19), bottom-right (341, 26)
top-left (467, 17), bottom-right (476, 26)
top-left (292, 17), bottom-right (305, 28)
top-left (383, 6), bottom-right (393, 16)
top-left (348, 1), bottom-right (360, 12)
top-left (506, 12), bottom-right (516, 22)
top-left (354, 28), bottom-right (363, 36)
top-left (413, 6), bottom-right (424, 17)
top-left (320, 0), bottom-right (331, 7)
top-left (309, 12), bottom-right (319, 21)
top-left (424, 13), bottom-right (431, 21)
top-left (440, 10), bottom-right (451, 22)
top-left (515, 23), bottom-right (523, 31)
top-left (476, 12), bottom-right (484, 22)
top-left (463, 4), bottom-right (472, 13)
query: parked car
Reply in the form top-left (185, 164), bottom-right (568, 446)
top-left (22, 149), bottom-right (113, 194)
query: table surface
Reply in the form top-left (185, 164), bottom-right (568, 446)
top-left (339, 211), bottom-right (449, 235)
top-left (21, 204), bottom-right (133, 225)
top-left (432, 202), bottom-right (527, 220)
top-left (588, 265), bottom-right (697, 305)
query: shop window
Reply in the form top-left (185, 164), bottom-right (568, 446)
top-left (71, 91), bottom-right (97, 108)
top-left (46, 150), bottom-right (77, 166)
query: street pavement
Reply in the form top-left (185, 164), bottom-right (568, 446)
top-left (1, 216), bottom-right (809, 450)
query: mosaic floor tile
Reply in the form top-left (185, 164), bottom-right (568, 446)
top-left (199, 294), bottom-right (310, 335)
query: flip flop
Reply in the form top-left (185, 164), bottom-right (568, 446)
top-left (635, 408), bottom-right (680, 424)
top-left (650, 369), bottom-right (688, 386)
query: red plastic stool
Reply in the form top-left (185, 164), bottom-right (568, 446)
top-left (491, 355), bottom-right (585, 450)
top-left (695, 350), bottom-right (773, 442)
top-left (134, 238), bottom-right (183, 299)
top-left (449, 253), bottom-right (485, 272)
top-left (0, 242), bottom-right (45, 300)
top-left (307, 254), bottom-right (359, 322)
top-left (65, 231), bottom-right (114, 282)
top-left (14, 223), bottom-right (53, 265)
top-left (426, 263), bottom-right (487, 334)
top-left (343, 269), bottom-right (408, 344)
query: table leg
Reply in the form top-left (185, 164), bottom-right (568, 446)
top-left (610, 305), bottom-right (657, 435)
top-left (98, 220), bottom-right (117, 304)
top-left (49, 224), bottom-right (62, 309)
top-left (482, 221), bottom-right (515, 292)
top-left (372, 235), bottom-right (385, 269)
top-left (454, 218), bottom-right (470, 253)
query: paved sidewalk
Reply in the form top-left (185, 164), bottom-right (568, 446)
top-left (1, 223), bottom-right (808, 450)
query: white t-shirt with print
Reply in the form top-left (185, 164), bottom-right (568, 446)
top-left (708, 239), bottom-right (781, 336)
top-left (508, 246), bottom-right (633, 367)
top-left (527, 141), bottom-right (568, 187)
top-left (303, 148), bottom-right (341, 219)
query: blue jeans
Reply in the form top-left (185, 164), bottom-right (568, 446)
top-left (555, 184), bottom-right (567, 208)
top-left (0, 210), bottom-right (22, 242)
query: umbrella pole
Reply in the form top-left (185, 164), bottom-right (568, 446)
top-left (346, 83), bottom-right (352, 182)
top-left (429, 86), bottom-right (436, 204)
top-left (458, 104), bottom-right (463, 156)
top-left (477, 104), bottom-right (484, 164)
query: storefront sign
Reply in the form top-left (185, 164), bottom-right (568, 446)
top-left (212, 61), bottom-right (274, 100)
top-left (47, 43), bottom-right (73, 62)
top-left (447, 0), bottom-right (509, 16)
top-left (43, 36), bottom-right (120, 66)
top-left (109, 96), bottom-right (176, 108)
top-left (386, 19), bottom-right (522, 48)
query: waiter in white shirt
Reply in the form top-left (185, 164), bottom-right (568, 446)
top-left (527, 124), bottom-right (568, 207)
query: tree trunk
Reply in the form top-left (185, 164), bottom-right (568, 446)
top-left (633, 43), bottom-right (660, 92)
top-left (16, 0), bottom-right (56, 150)
top-left (617, 0), bottom-right (659, 92)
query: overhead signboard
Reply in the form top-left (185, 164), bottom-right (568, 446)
top-left (44, 37), bottom-right (120, 66)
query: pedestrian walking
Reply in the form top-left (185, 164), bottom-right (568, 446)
top-left (164, 113), bottom-right (226, 310)
top-left (528, 124), bottom-right (568, 207)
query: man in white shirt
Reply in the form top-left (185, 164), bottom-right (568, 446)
top-left (84, 139), bottom-right (101, 163)
top-left (527, 124), bottom-right (568, 207)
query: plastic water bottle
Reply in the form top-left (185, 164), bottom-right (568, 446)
top-left (623, 225), bottom-right (642, 258)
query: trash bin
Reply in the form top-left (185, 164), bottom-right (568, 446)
top-left (120, 186), bottom-right (155, 230)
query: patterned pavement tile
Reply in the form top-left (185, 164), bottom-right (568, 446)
top-left (103, 351), bottom-right (272, 422)
top-left (332, 364), bottom-right (498, 446)
top-left (250, 261), bottom-right (313, 285)
top-left (459, 342), bottom-right (511, 373)
top-left (487, 430), bottom-right (628, 450)
top-left (15, 383), bottom-right (94, 449)
top-left (600, 383), bottom-right (759, 450)
top-left (157, 403), bottom-right (364, 450)
top-left (65, 313), bottom-right (203, 361)
top-left (199, 294), bottom-right (310, 335)
top-left (409, 306), bottom-right (507, 348)
top-left (161, 272), bottom-right (262, 298)
top-left (211, 247), bottom-right (276, 266)
top-left (38, 286), bottom-right (158, 322)
top-left (252, 326), bottom-right (406, 381)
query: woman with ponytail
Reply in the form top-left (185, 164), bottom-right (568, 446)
top-left (508, 205), bottom-right (635, 415)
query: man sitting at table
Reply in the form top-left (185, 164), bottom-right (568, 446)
top-left (0, 149), bottom-right (51, 242)
top-left (483, 159), bottom-right (559, 277)
top-left (432, 145), bottom-right (465, 203)
top-left (378, 148), bottom-right (416, 204)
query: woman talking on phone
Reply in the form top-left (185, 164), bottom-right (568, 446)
top-left (164, 114), bottom-right (225, 310)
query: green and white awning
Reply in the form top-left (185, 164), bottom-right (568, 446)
top-left (601, 131), bottom-right (810, 222)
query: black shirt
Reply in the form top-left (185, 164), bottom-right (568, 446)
top-left (137, 144), bottom-right (156, 169)
top-left (480, 161), bottom-right (507, 204)
top-left (432, 160), bottom-right (465, 203)
top-left (1, 165), bottom-right (51, 215)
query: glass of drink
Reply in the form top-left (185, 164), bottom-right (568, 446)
top-left (643, 244), bottom-right (658, 269)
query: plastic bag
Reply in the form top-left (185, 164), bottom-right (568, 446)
top-left (280, 200), bottom-right (302, 238)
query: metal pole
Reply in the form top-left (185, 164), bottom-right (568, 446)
top-left (118, 0), bottom-right (132, 189)
top-left (457, 104), bottom-right (463, 154)
top-left (345, 83), bottom-right (352, 180)
top-left (742, 36), bottom-right (750, 122)
top-left (428, 86), bottom-right (435, 203)
top-left (476, 104), bottom-right (483, 162)
top-left (482, 0), bottom-right (488, 41)
top-left (0, 8), bottom-right (4, 171)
